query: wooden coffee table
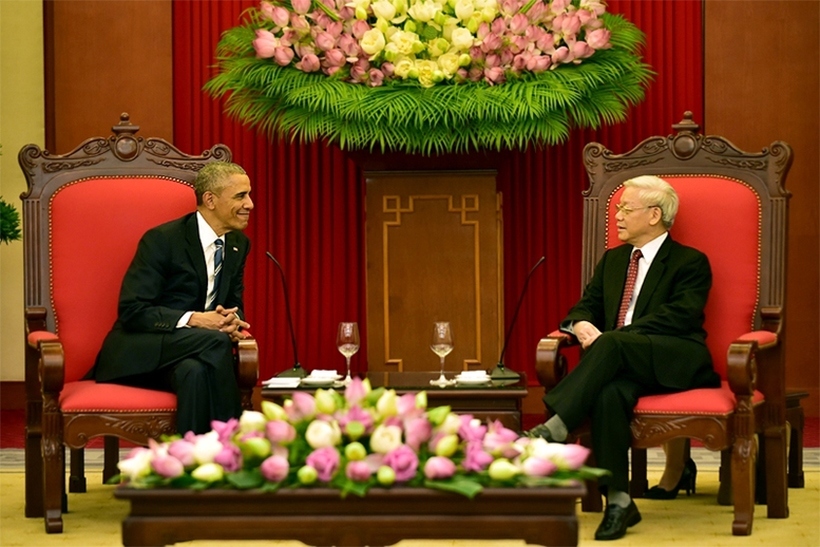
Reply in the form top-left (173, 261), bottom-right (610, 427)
top-left (262, 371), bottom-right (528, 431)
top-left (116, 484), bottom-right (585, 546)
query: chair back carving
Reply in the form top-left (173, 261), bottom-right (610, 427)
top-left (582, 113), bottom-right (792, 380)
top-left (19, 114), bottom-right (231, 382)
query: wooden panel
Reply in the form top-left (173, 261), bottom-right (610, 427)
top-left (46, 0), bottom-right (173, 153)
top-left (365, 171), bottom-right (502, 374)
top-left (705, 0), bottom-right (820, 416)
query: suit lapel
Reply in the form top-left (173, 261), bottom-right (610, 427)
top-left (184, 214), bottom-right (208, 307)
top-left (633, 236), bottom-right (673, 319)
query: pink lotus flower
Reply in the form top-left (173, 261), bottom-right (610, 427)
top-left (151, 453), bottom-right (185, 479)
top-left (260, 455), bottom-right (290, 482)
top-left (483, 66), bottom-right (505, 85)
top-left (570, 40), bottom-right (595, 60)
top-left (462, 442), bottom-right (494, 472)
top-left (346, 460), bottom-right (373, 481)
top-left (526, 54), bottom-right (551, 72)
top-left (211, 418), bottom-right (240, 443)
top-left (551, 46), bottom-right (571, 65)
top-left (292, 0), bottom-right (311, 15)
top-left (550, 0), bottom-right (572, 15)
top-left (337, 405), bottom-right (375, 434)
top-left (167, 439), bottom-right (196, 468)
top-left (286, 391), bottom-right (316, 422)
top-left (273, 47), bottom-right (295, 67)
top-left (521, 455), bottom-right (558, 477)
top-left (403, 416), bottom-right (432, 451)
top-left (351, 20), bottom-right (371, 40)
top-left (305, 446), bottom-right (341, 482)
top-left (253, 29), bottom-right (279, 59)
top-left (315, 31), bottom-right (336, 51)
top-left (266, 420), bottom-right (297, 444)
top-left (324, 48), bottom-right (347, 67)
top-left (214, 443), bottom-right (243, 472)
top-left (368, 68), bottom-right (385, 87)
top-left (483, 420), bottom-right (519, 457)
top-left (509, 13), bottom-right (528, 35)
top-left (586, 28), bottom-right (611, 50)
top-left (382, 445), bottom-right (419, 482)
top-left (457, 415), bottom-right (486, 443)
top-left (424, 456), bottom-right (457, 479)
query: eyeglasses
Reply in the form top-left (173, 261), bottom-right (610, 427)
top-left (615, 203), bottom-right (660, 215)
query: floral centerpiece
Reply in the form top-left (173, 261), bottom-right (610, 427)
top-left (205, 0), bottom-right (652, 154)
top-left (114, 378), bottom-right (606, 497)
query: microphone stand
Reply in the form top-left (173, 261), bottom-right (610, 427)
top-left (266, 252), bottom-right (306, 379)
top-left (491, 256), bottom-right (546, 382)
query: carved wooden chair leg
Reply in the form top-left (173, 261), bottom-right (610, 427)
top-left (718, 448), bottom-right (733, 506)
top-left (42, 412), bottom-right (65, 532)
top-left (730, 435), bottom-right (756, 535)
top-left (69, 448), bottom-right (86, 493)
top-left (629, 448), bottom-right (648, 498)
top-left (763, 426), bottom-right (788, 518)
top-left (103, 436), bottom-right (120, 483)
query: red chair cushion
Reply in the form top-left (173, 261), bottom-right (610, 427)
top-left (49, 177), bottom-right (195, 383)
top-left (59, 381), bottom-right (176, 412)
top-left (606, 176), bottom-right (761, 380)
top-left (634, 381), bottom-right (764, 416)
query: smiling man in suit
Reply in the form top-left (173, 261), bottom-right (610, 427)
top-left (528, 175), bottom-right (720, 540)
top-left (94, 161), bottom-right (254, 434)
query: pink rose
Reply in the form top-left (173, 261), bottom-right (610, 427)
top-left (292, 0), bottom-right (311, 15)
top-left (305, 447), bottom-right (340, 482)
top-left (266, 420), bottom-right (296, 444)
top-left (550, 0), bottom-right (571, 15)
top-left (570, 40), bottom-right (595, 60)
top-left (382, 445), bottom-right (419, 482)
top-left (483, 66), bottom-right (505, 85)
top-left (261, 455), bottom-right (290, 482)
top-left (324, 48), bottom-right (347, 68)
top-left (510, 13), bottom-right (528, 34)
top-left (338, 34), bottom-right (360, 57)
top-left (526, 54), bottom-right (551, 72)
top-left (253, 29), bottom-right (278, 59)
top-left (380, 62), bottom-right (394, 77)
top-left (551, 46), bottom-right (571, 65)
top-left (424, 456), bottom-right (456, 480)
top-left (351, 20), bottom-right (371, 40)
top-left (536, 32), bottom-right (555, 53)
top-left (368, 69), bottom-right (385, 87)
top-left (315, 31), bottom-right (336, 51)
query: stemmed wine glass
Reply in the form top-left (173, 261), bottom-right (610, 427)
top-left (429, 321), bottom-right (454, 387)
top-left (337, 322), bottom-right (360, 385)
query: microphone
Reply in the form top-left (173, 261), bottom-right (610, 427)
top-left (266, 252), bottom-right (306, 379)
top-left (491, 256), bottom-right (546, 382)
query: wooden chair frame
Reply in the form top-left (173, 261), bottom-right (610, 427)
top-left (19, 114), bottom-right (258, 533)
top-left (535, 112), bottom-right (792, 535)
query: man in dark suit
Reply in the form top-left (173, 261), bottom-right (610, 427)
top-left (94, 161), bottom-right (254, 434)
top-left (529, 175), bottom-right (720, 541)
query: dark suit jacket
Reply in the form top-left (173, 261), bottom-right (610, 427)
top-left (94, 212), bottom-right (251, 382)
top-left (561, 235), bottom-right (720, 390)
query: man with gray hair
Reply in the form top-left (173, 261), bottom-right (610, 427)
top-left (528, 175), bottom-right (719, 540)
top-left (94, 161), bottom-right (254, 434)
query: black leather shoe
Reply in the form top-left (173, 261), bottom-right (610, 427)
top-left (525, 423), bottom-right (561, 443)
top-left (594, 500), bottom-right (641, 541)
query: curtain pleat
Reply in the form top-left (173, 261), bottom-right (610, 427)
top-left (172, 0), bottom-right (703, 385)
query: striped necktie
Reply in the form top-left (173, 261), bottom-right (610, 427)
top-left (206, 238), bottom-right (224, 311)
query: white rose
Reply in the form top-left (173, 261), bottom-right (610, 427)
top-left (192, 431), bottom-right (224, 464)
top-left (407, 0), bottom-right (440, 22)
top-left (371, 0), bottom-right (397, 20)
top-left (393, 57), bottom-right (415, 78)
top-left (361, 28), bottom-right (387, 57)
top-left (370, 424), bottom-right (403, 453)
top-left (450, 27), bottom-right (475, 51)
top-left (389, 30), bottom-right (423, 56)
top-left (454, 0), bottom-right (475, 20)
top-left (305, 419), bottom-right (342, 449)
top-left (437, 52), bottom-right (460, 76)
top-left (480, 5), bottom-right (497, 22)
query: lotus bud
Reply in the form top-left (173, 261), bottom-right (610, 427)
top-left (345, 420), bottom-right (366, 441)
top-left (239, 410), bottom-right (267, 433)
top-left (434, 434), bottom-right (459, 457)
top-left (239, 436), bottom-right (272, 461)
top-left (314, 389), bottom-right (337, 415)
top-left (297, 465), bottom-right (318, 485)
top-left (488, 458), bottom-right (520, 480)
top-left (415, 391), bottom-right (427, 410)
top-left (376, 389), bottom-right (398, 417)
top-left (377, 465), bottom-right (396, 486)
top-left (261, 400), bottom-right (287, 421)
top-left (191, 462), bottom-right (224, 483)
top-left (345, 441), bottom-right (368, 461)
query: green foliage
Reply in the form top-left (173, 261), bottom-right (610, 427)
top-left (205, 13), bottom-right (653, 154)
top-left (0, 197), bottom-right (21, 245)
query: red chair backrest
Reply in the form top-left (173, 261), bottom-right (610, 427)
top-left (605, 176), bottom-right (760, 380)
top-left (49, 177), bottom-right (195, 382)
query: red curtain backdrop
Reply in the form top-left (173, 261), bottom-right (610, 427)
top-left (172, 0), bottom-right (703, 385)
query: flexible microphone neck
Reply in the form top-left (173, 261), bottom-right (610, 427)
top-left (493, 256), bottom-right (546, 380)
top-left (266, 252), bottom-right (304, 377)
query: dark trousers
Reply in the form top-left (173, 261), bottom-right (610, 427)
top-left (543, 331), bottom-right (668, 494)
top-left (119, 329), bottom-right (242, 435)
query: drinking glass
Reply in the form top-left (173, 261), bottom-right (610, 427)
top-left (337, 322), bottom-right (360, 385)
top-left (429, 321), bottom-right (454, 387)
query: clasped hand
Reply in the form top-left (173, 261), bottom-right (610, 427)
top-left (189, 305), bottom-right (251, 341)
top-left (573, 321), bottom-right (602, 349)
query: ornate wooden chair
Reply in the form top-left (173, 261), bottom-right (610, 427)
top-left (535, 112), bottom-right (792, 535)
top-left (18, 114), bottom-right (259, 533)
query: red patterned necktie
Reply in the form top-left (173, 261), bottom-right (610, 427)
top-left (616, 249), bottom-right (643, 328)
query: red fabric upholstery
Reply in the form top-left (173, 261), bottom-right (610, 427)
top-left (606, 176), bottom-right (760, 379)
top-left (28, 330), bottom-right (59, 348)
top-left (49, 177), bottom-right (195, 383)
top-left (634, 381), bottom-right (765, 416)
top-left (59, 381), bottom-right (176, 412)
top-left (738, 330), bottom-right (777, 348)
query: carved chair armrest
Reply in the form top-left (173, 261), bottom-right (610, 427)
top-left (235, 336), bottom-right (259, 391)
top-left (535, 330), bottom-right (577, 390)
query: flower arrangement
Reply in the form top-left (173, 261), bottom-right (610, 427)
top-left (205, 0), bottom-right (652, 154)
top-left (114, 378), bottom-right (606, 497)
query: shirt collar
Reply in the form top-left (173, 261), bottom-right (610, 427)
top-left (634, 231), bottom-right (668, 264)
top-left (196, 211), bottom-right (221, 251)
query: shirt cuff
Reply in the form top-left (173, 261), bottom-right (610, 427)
top-left (177, 311), bottom-right (194, 329)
